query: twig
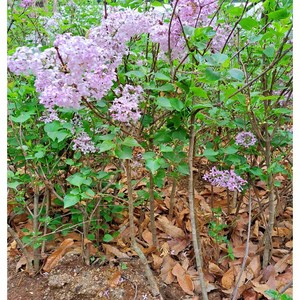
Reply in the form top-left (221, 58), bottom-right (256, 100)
top-left (279, 280), bottom-right (293, 294)
top-left (7, 224), bottom-right (34, 274)
top-left (188, 112), bottom-right (209, 300)
top-left (231, 190), bottom-right (252, 300)
top-left (125, 160), bottom-right (162, 298)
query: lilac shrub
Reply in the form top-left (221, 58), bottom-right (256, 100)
top-left (203, 167), bottom-right (247, 192)
top-left (8, 2), bottom-right (233, 122)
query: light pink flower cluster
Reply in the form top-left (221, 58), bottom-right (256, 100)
top-left (8, 4), bottom-right (231, 124)
top-left (72, 132), bottom-right (97, 154)
top-left (235, 131), bottom-right (257, 148)
top-left (109, 85), bottom-right (144, 123)
top-left (20, 0), bottom-right (34, 8)
top-left (203, 167), bottom-right (247, 192)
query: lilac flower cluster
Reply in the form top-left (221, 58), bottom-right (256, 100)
top-left (20, 0), bottom-right (34, 8)
top-left (203, 167), bottom-right (247, 192)
top-left (235, 131), bottom-right (257, 148)
top-left (8, 4), bottom-right (231, 122)
top-left (72, 132), bottom-right (97, 154)
top-left (109, 85), bottom-right (144, 123)
top-left (149, 0), bottom-right (230, 60)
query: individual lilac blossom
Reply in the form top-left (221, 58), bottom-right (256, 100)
top-left (39, 108), bottom-right (60, 123)
top-left (235, 131), bottom-right (257, 148)
top-left (20, 0), bottom-right (34, 8)
top-left (203, 167), bottom-right (247, 192)
top-left (72, 132), bottom-right (97, 154)
top-left (109, 85), bottom-right (144, 123)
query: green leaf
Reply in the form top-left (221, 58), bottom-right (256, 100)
top-left (177, 162), bottom-right (189, 175)
top-left (190, 87), bottom-right (208, 98)
top-left (228, 68), bottom-right (244, 81)
top-left (125, 70), bottom-right (145, 78)
top-left (98, 134), bottom-right (116, 141)
top-left (281, 294), bottom-right (293, 300)
top-left (115, 146), bottom-right (132, 159)
top-left (155, 72), bottom-right (170, 81)
top-left (44, 122), bottom-right (70, 142)
top-left (11, 111), bottom-right (34, 123)
top-left (64, 194), bottom-right (80, 208)
top-left (223, 146), bottom-right (238, 154)
top-left (151, 0), bottom-right (163, 6)
top-left (157, 97), bottom-right (172, 109)
top-left (203, 148), bottom-right (219, 157)
top-left (239, 17), bottom-right (258, 30)
top-left (34, 151), bottom-right (45, 159)
top-left (170, 98), bottom-right (184, 111)
top-left (205, 68), bottom-right (220, 81)
top-left (211, 53), bottom-right (228, 64)
top-left (8, 181), bottom-right (22, 190)
top-left (145, 159), bottom-right (161, 174)
top-left (160, 144), bottom-right (173, 152)
top-left (67, 173), bottom-right (86, 187)
top-left (48, 131), bottom-right (69, 143)
top-left (263, 46), bottom-right (275, 58)
top-left (99, 140), bottom-right (115, 153)
top-left (143, 152), bottom-right (155, 160)
top-left (268, 8), bottom-right (289, 20)
top-left (122, 137), bottom-right (140, 147)
top-left (103, 234), bottom-right (114, 242)
top-left (265, 289), bottom-right (279, 298)
top-left (96, 171), bottom-right (109, 179)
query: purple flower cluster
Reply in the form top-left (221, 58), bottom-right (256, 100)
top-left (109, 85), bottom-right (144, 123)
top-left (203, 167), bottom-right (247, 192)
top-left (235, 131), bottom-right (257, 148)
top-left (72, 132), bottom-right (97, 154)
top-left (20, 0), bottom-right (34, 8)
top-left (8, 4), bottom-right (232, 122)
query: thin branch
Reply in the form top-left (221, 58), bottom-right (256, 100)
top-left (231, 190), bottom-right (252, 300)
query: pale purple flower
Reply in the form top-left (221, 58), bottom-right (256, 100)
top-left (72, 132), bottom-right (97, 154)
top-left (203, 167), bottom-right (247, 192)
top-left (235, 131), bottom-right (257, 148)
top-left (20, 0), bottom-right (34, 8)
top-left (39, 108), bottom-right (60, 123)
top-left (109, 85), bottom-right (144, 123)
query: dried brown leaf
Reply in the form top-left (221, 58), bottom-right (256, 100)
top-left (43, 238), bottom-right (74, 272)
top-left (109, 271), bottom-right (122, 287)
top-left (242, 288), bottom-right (257, 300)
top-left (285, 240), bottom-right (293, 248)
top-left (102, 244), bottom-right (129, 259)
top-left (177, 274), bottom-right (194, 295)
top-left (161, 255), bottom-right (176, 284)
top-left (152, 254), bottom-right (163, 270)
top-left (251, 281), bottom-right (271, 297)
top-left (253, 221), bottom-right (259, 238)
top-left (221, 267), bottom-right (235, 290)
top-left (160, 242), bottom-right (170, 257)
top-left (168, 237), bottom-right (189, 255)
top-left (142, 229), bottom-right (153, 245)
top-left (247, 255), bottom-right (261, 278)
top-left (209, 262), bottom-right (224, 276)
top-left (172, 263), bottom-right (185, 277)
top-left (272, 227), bottom-right (292, 237)
top-left (233, 242), bottom-right (258, 258)
top-left (16, 254), bottom-right (33, 273)
top-left (156, 216), bottom-right (185, 238)
top-left (171, 263), bottom-right (194, 295)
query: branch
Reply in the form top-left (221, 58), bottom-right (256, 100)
top-left (231, 190), bottom-right (252, 300)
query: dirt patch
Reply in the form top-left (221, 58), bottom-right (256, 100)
top-left (8, 253), bottom-right (190, 300)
